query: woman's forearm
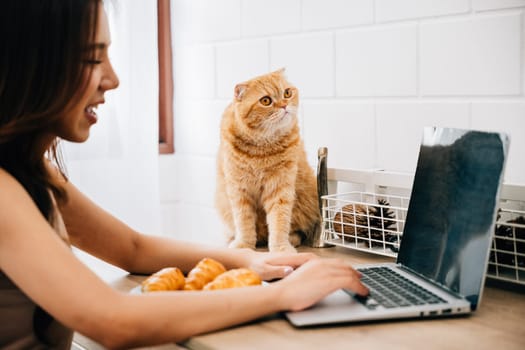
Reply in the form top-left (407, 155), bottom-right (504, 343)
top-left (92, 284), bottom-right (284, 349)
top-left (128, 234), bottom-right (251, 274)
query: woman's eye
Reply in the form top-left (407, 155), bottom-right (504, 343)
top-left (284, 88), bottom-right (292, 98)
top-left (84, 59), bottom-right (102, 65)
top-left (259, 96), bottom-right (272, 106)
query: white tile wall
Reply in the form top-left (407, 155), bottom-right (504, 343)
top-left (171, 155), bottom-right (217, 205)
top-left (375, 103), bottom-right (470, 172)
top-left (163, 0), bottom-right (525, 241)
top-left (302, 102), bottom-right (375, 169)
top-left (175, 100), bottom-right (226, 156)
top-left (161, 202), bottom-right (226, 245)
top-left (375, 0), bottom-right (470, 22)
top-left (175, 45), bottom-right (215, 99)
top-left (471, 102), bottom-right (525, 184)
top-left (474, 0), bottom-right (525, 11)
top-left (336, 24), bottom-right (417, 96)
top-left (242, 0), bottom-right (301, 37)
top-left (271, 32), bottom-right (334, 97)
top-left (302, 0), bottom-right (373, 30)
top-left (420, 13), bottom-right (522, 95)
top-left (216, 40), bottom-right (269, 98)
top-left (181, 0), bottom-right (241, 42)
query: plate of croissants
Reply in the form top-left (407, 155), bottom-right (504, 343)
top-left (131, 257), bottom-right (263, 294)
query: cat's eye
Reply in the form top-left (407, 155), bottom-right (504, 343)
top-left (259, 96), bottom-right (272, 106)
top-left (284, 88), bottom-right (293, 98)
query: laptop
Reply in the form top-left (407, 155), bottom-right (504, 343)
top-left (286, 127), bottom-right (509, 326)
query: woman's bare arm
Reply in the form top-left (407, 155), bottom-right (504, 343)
top-left (0, 168), bottom-right (366, 349)
top-left (57, 171), bottom-right (318, 278)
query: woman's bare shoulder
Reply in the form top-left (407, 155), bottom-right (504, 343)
top-left (0, 167), bottom-right (25, 190)
top-left (0, 168), bottom-right (39, 211)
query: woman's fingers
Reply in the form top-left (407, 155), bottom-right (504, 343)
top-left (304, 258), bottom-right (369, 296)
top-left (349, 273), bottom-right (369, 296)
top-left (275, 258), bottom-right (369, 311)
top-left (248, 251), bottom-right (319, 281)
top-left (264, 252), bottom-right (319, 268)
top-left (258, 264), bottom-right (294, 281)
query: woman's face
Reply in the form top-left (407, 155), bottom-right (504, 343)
top-left (56, 4), bottom-right (119, 143)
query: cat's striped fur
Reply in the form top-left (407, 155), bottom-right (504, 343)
top-left (215, 69), bottom-right (320, 252)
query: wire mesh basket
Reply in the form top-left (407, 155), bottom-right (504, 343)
top-left (322, 191), bottom-right (525, 285)
top-left (489, 203), bottom-right (525, 285)
top-left (322, 191), bottom-right (409, 258)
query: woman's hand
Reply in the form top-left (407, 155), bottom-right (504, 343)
top-left (240, 249), bottom-right (319, 281)
top-left (272, 258), bottom-right (369, 312)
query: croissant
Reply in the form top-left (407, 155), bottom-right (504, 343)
top-left (184, 258), bottom-right (227, 291)
top-left (203, 268), bottom-right (262, 290)
top-left (141, 267), bottom-right (185, 292)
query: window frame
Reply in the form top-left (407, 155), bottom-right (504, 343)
top-left (157, 0), bottom-right (174, 154)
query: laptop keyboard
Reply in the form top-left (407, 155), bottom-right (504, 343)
top-left (354, 267), bottom-right (447, 309)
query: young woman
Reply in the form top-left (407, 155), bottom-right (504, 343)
top-left (0, 1), bottom-right (368, 348)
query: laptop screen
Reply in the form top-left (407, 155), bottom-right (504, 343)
top-left (397, 127), bottom-right (508, 310)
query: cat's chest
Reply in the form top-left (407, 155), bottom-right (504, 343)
top-left (230, 149), bottom-right (297, 173)
top-left (222, 132), bottom-right (302, 178)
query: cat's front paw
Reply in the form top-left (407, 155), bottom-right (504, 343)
top-left (269, 242), bottom-right (297, 253)
top-left (229, 239), bottom-right (256, 250)
top-left (288, 232), bottom-right (302, 247)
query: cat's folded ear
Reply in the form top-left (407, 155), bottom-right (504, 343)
top-left (234, 83), bottom-right (248, 101)
top-left (274, 67), bottom-right (288, 81)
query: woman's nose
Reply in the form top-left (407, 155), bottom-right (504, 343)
top-left (101, 61), bottom-right (119, 91)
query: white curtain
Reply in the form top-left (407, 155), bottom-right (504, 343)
top-left (63, 0), bottom-right (161, 234)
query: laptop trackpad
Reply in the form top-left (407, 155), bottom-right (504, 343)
top-left (285, 289), bottom-right (369, 327)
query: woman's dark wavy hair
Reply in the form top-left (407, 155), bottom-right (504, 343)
top-left (0, 0), bottom-right (100, 220)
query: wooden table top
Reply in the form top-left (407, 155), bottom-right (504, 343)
top-left (83, 246), bottom-right (525, 350)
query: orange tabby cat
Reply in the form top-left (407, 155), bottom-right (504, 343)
top-left (215, 69), bottom-right (320, 252)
